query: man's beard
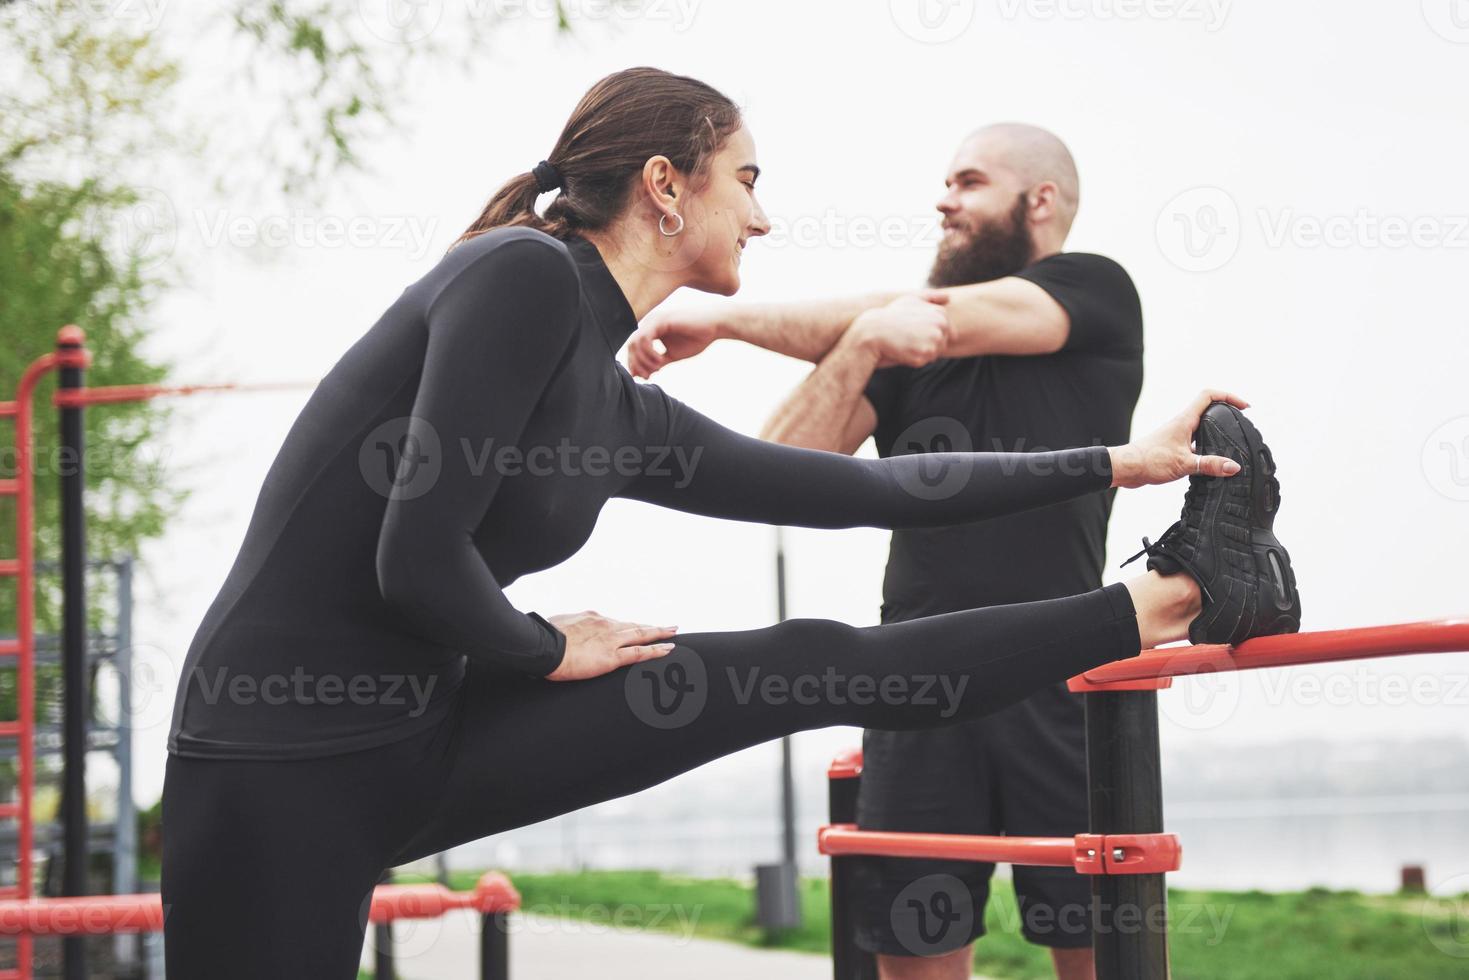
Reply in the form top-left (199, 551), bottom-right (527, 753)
top-left (927, 193), bottom-right (1035, 288)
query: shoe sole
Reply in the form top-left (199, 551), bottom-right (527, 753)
top-left (1191, 403), bottom-right (1301, 643)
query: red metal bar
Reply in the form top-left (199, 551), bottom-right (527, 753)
top-left (827, 746), bottom-right (863, 781)
top-left (816, 825), bottom-right (1181, 876)
top-left (0, 872), bottom-right (520, 937)
top-left (1068, 618), bottom-right (1469, 692)
top-left (52, 379), bottom-right (315, 408)
top-left (367, 872), bottom-right (520, 924)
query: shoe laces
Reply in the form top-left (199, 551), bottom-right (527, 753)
top-left (1120, 519), bottom-right (1217, 606)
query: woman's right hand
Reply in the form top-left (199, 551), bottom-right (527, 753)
top-left (1108, 389), bottom-right (1251, 489)
top-left (543, 610), bottom-right (679, 681)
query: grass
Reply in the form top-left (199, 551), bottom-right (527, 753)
top-left (375, 869), bottom-right (1469, 979)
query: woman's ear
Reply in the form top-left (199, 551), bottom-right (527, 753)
top-left (641, 155), bottom-right (681, 216)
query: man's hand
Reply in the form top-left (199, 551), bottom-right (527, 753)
top-left (847, 291), bottom-right (953, 369)
top-left (626, 308), bottom-right (724, 379)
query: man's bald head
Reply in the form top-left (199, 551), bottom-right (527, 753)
top-left (964, 123), bottom-right (1080, 237)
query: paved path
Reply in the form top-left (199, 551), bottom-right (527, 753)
top-left (363, 911), bottom-right (996, 978)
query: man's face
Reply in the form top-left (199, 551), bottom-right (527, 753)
top-left (928, 136), bottom-right (1036, 288)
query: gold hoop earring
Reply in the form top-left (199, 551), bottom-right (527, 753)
top-left (658, 212), bottom-right (684, 237)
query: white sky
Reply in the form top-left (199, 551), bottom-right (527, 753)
top-left (115, 0), bottom-right (1469, 807)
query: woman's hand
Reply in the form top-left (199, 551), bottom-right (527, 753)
top-left (1108, 389), bottom-right (1251, 489)
top-left (543, 610), bottom-right (679, 681)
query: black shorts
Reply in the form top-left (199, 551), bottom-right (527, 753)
top-left (852, 679), bottom-right (1093, 956)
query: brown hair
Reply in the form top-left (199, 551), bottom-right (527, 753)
top-left (455, 67), bottom-right (743, 247)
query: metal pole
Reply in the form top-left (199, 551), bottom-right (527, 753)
top-left (480, 910), bottom-right (510, 980)
top-left (114, 556), bottom-right (138, 972)
top-left (374, 869), bottom-right (396, 980)
top-left (828, 766), bottom-right (875, 980)
top-left (776, 528), bottom-right (797, 870)
top-left (1085, 690), bottom-right (1169, 979)
top-left (58, 329), bottom-right (89, 980)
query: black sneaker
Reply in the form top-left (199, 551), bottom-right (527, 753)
top-left (1120, 401), bottom-right (1302, 645)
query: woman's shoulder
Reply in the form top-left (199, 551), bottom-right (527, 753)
top-left (443, 225), bottom-right (578, 275)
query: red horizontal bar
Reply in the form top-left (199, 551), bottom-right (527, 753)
top-left (0, 803), bottom-right (20, 819)
top-left (0, 480), bottom-right (16, 495)
top-left (0, 895), bottom-right (164, 935)
top-left (0, 873), bottom-right (520, 936)
top-left (1069, 618), bottom-right (1469, 692)
top-left (53, 380), bottom-right (316, 408)
top-left (0, 639), bottom-right (18, 656)
top-left (367, 873), bottom-right (520, 924)
top-left (817, 825), bottom-right (1180, 875)
top-left (0, 722), bottom-right (21, 738)
top-left (0, 560), bottom-right (18, 577)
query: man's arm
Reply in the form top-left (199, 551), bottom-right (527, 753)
top-left (628, 275), bottom-right (1068, 378)
top-left (756, 295), bottom-right (949, 453)
top-left (757, 326), bottom-right (882, 454)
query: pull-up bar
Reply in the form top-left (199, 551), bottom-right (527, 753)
top-left (1069, 617), bottom-right (1469, 692)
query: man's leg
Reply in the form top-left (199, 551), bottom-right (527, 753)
top-left (991, 680), bottom-right (1097, 977)
top-left (853, 723), bottom-right (998, 980)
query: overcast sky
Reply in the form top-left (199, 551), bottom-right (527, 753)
top-left (113, 0), bottom-right (1469, 806)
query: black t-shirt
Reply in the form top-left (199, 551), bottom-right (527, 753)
top-left (863, 252), bottom-right (1144, 622)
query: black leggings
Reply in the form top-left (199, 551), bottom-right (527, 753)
top-left (160, 582), bottom-right (1140, 978)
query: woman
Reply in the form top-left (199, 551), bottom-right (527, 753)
top-left (161, 67), bottom-right (1300, 977)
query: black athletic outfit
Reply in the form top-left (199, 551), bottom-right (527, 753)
top-left (160, 228), bottom-right (1143, 978)
top-left (854, 252), bottom-right (1145, 955)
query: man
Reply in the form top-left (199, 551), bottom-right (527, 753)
top-left (627, 123), bottom-right (1143, 980)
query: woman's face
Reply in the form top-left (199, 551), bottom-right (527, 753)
top-left (669, 124), bottom-right (770, 295)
